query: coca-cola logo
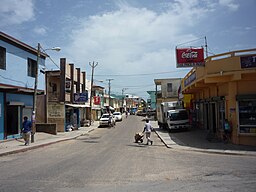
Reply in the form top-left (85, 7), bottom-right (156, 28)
top-left (181, 50), bottom-right (198, 59)
top-left (176, 48), bottom-right (205, 68)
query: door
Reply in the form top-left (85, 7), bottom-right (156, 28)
top-left (7, 105), bottom-right (20, 136)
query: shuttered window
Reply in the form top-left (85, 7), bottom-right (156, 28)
top-left (28, 58), bottom-right (37, 77)
top-left (0, 46), bottom-right (6, 70)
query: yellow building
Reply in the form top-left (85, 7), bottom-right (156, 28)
top-left (182, 48), bottom-right (256, 146)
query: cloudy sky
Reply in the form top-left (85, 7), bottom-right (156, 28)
top-left (1, 0), bottom-right (256, 99)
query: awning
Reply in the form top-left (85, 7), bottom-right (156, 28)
top-left (65, 103), bottom-right (90, 108)
top-left (103, 105), bottom-right (115, 110)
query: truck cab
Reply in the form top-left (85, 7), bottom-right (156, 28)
top-left (167, 109), bottom-right (190, 130)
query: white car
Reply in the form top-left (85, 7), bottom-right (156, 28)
top-left (113, 112), bottom-right (122, 121)
top-left (99, 113), bottom-right (116, 127)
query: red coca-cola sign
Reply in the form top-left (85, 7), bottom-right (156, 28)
top-left (176, 48), bottom-right (205, 68)
top-left (94, 96), bottom-right (101, 105)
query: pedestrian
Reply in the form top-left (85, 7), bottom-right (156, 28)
top-left (108, 113), bottom-right (113, 127)
top-left (143, 119), bottom-right (154, 145)
top-left (22, 116), bottom-right (32, 146)
top-left (223, 119), bottom-right (231, 143)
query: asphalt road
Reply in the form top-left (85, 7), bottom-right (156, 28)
top-left (0, 115), bottom-right (256, 192)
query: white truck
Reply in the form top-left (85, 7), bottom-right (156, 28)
top-left (166, 109), bottom-right (190, 130)
top-left (157, 101), bottom-right (180, 129)
top-left (157, 101), bottom-right (190, 130)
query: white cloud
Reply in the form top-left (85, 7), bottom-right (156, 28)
top-left (0, 0), bottom-right (34, 27)
top-left (33, 26), bottom-right (47, 35)
top-left (64, 0), bottom-right (226, 96)
top-left (219, 0), bottom-right (239, 11)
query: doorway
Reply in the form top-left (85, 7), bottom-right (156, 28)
top-left (209, 102), bottom-right (217, 133)
top-left (7, 105), bottom-right (20, 136)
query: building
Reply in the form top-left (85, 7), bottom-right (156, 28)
top-left (91, 85), bottom-right (104, 120)
top-left (182, 48), bottom-right (256, 146)
top-left (147, 91), bottom-right (156, 110)
top-left (45, 58), bottom-right (87, 132)
top-left (0, 31), bottom-right (47, 140)
top-left (154, 78), bottom-right (182, 119)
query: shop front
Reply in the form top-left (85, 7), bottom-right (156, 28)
top-left (182, 49), bottom-right (256, 146)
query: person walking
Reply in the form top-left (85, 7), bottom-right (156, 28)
top-left (22, 116), bottom-right (32, 146)
top-left (143, 119), bottom-right (154, 145)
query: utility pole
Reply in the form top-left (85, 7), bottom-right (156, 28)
top-left (122, 88), bottom-right (128, 112)
top-left (89, 61), bottom-right (98, 126)
top-left (31, 43), bottom-right (40, 143)
top-left (106, 78), bottom-right (114, 112)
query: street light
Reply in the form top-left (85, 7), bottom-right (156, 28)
top-left (32, 43), bottom-right (61, 143)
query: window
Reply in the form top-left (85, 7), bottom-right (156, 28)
top-left (167, 83), bottom-right (172, 92)
top-left (0, 46), bottom-right (6, 70)
top-left (27, 58), bottom-right (37, 77)
top-left (238, 100), bottom-right (256, 133)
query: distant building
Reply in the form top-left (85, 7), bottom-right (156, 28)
top-left (146, 91), bottom-right (156, 110)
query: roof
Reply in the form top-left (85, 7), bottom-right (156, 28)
top-left (154, 78), bottom-right (182, 85)
top-left (0, 31), bottom-right (47, 59)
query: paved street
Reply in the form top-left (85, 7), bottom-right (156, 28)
top-left (0, 115), bottom-right (256, 192)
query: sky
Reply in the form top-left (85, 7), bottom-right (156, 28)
top-left (1, 0), bottom-right (256, 99)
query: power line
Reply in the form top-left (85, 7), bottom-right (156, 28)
top-left (89, 69), bottom-right (189, 77)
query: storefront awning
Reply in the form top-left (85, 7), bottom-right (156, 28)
top-left (65, 103), bottom-right (90, 108)
top-left (103, 105), bottom-right (115, 110)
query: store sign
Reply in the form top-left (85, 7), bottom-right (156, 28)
top-left (240, 55), bottom-right (256, 69)
top-left (184, 71), bottom-right (196, 87)
top-left (48, 103), bottom-right (64, 118)
top-left (94, 96), bottom-right (101, 105)
top-left (65, 80), bottom-right (71, 92)
top-left (176, 48), bottom-right (205, 68)
top-left (74, 92), bottom-right (88, 103)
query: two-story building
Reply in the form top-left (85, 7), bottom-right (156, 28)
top-left (0, 31), bottom-right (47, 140)
top-left (45, 58), bottom-right (87, 132)
top-left (154, 78), bottom-right (182, 119)
top-left (182, 48), bottom-right (256, 146)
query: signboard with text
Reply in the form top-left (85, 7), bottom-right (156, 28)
top-left (176, 48), bottom-right (205, 68)
top-left (240, 55), bottom-right (256, 69)
top-left (74, 92), bottom-right (88, 103)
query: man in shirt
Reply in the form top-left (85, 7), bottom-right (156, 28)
top-left (22, 116), bottom-right (32, 146)
top-left (143, 119), bottom-right (154, 145)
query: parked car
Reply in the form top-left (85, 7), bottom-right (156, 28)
top-left (113, 112), bottom-right (122, 121)
top-left (99, 113), bottom-right (116, 127)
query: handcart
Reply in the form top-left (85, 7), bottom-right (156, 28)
top-left (134, 132), bottom-right (144, 143)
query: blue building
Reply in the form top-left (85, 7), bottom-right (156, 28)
top-left (147, 91), bottom-right (156, 110)
top-left (0, 31), bottom-right (46, 140)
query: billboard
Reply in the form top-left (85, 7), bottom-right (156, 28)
top-left (176, 48), bottom-right (205, 68)
top-left (74, 91), bottom-right (88, 103)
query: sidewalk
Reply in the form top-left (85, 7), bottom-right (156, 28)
top-left (151, 120), bottom-right (256, 156)
top-left (0, 122), bottom-right (99, 157)
top-left (1, 120), bottom-right (256, 157)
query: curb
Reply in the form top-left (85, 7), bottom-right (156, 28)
top-left (0, 127), bottom-right (96, 157)
top-left (154, 130), bottom-right (256, 157)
